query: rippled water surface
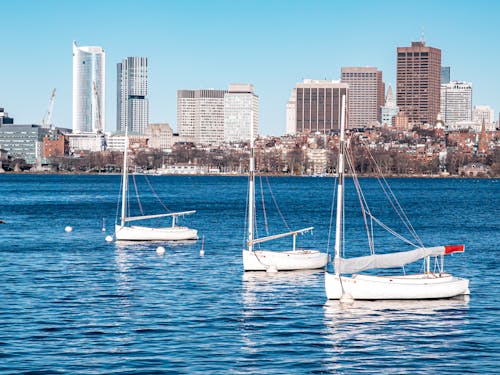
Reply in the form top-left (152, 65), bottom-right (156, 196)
top-left (0, 175), bottom-right (498, 374)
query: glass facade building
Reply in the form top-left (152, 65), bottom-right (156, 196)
top-left (72, 41), bottom-right (106, 133)
top-left (117, 57), bottom-right (148, 134)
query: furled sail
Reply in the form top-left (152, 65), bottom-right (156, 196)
top-left (334, 245), bottom-right (464, 274)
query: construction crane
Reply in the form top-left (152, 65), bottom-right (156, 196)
top-left (42, 88), bottom-right (56, 129)
top-left (92, 81), bottom-right (103, 132)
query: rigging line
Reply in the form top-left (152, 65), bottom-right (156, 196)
top-left (368, 214), bottom-right (420, 248)
top-left (345, 145), bottom-right (375, 253)
top-left (143, 174), bottom-right (171, 212)
top-left (327, 175), bottom-right (338, 256)
top-left (362, 140), bottom-right (424, 247)
top-left (259, 175), bottom-right (269, 235)
top-left (115, 176), bottom-right (123, 224)
top-left (131, 174), bottom-right (144, 215)
top-left (243, 175), bottom-right (249, 249)
top-left (265, 175), bottom-right (291, 231)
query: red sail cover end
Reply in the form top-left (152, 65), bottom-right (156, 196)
top-left (445, 245), bottom-right (465, 254)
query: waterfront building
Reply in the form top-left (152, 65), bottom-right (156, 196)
top-left (397, 40), bottom-right (441, 126)
top-left (380, 84), bottom-right (400, 126)
top-left (0, 124), bottom-right (48, 164)
top-left (72, 41), bottom-right (106, 133)
top-left (67, 132), bottom-right (106, 153)
top-left (341, 67), bottom-right (385, 129)
top-left (287, 79), bottom-right (349, 134)
top-left (0, 108), bottom-right (14, 125)
top-left (43, 132), bottom-right (68, 158)
top-left (441, 66), bottom-right (451, 84)
top-left (177, 89), bottom-right (227, 145)
top-left (440, 81), bottom-right (472, 126)
top-left (117, 57), bottom-right (148, 134)
top-left (145, 123), bottom-right (174, 150)
top-left (224, 84), bottom-right (259, 143)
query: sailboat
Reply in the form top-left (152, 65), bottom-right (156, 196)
top-left (114, 129), bottom-right (198, 241)
top-left (325, 95), bottom-right (469, 300)
top-left (242, 112), bottom-right (328, 271)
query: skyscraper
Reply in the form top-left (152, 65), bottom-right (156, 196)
top-left (72, 41), bottom-right (105, 133)
top-left (288, 79), bottom-right (349, 134)
top-left (380, 84), bottom-right (400, 126)
top-left (440, 81), bottom-right (472, 125)
top-left (396, 40), bottom-right (441, 126)
top-left (117, 57), bottom-right (149, 134)
top-left (441, 66), bottom-right (451, 84)
top-left (341, 67), bottom-right (385, 128)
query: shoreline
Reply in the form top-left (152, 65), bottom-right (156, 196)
top-left (0, 170), bottom-right (497, 178)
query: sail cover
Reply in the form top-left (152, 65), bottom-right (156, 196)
top-left (335, 245), bottom-right (464, 274)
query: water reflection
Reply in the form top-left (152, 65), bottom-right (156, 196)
top-left (322, 297), bottom-right (470, 373)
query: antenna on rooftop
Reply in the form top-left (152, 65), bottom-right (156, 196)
top-left (421, 26), bottom-right (425, 44)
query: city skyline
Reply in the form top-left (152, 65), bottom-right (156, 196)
top-left (1, 0), bottom-right (499, 136)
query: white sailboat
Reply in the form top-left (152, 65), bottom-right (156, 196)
top-left (325, 95), bottom-right (469, 300)
top-left (242, 112), bottom-right (328, 271)
top-left (114, 129), bottom-right (198, 241)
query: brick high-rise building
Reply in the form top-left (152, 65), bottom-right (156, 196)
top-left (396, 40), bottom-right (441, 126)
top-left (341, 67), bottom-right (384, 129)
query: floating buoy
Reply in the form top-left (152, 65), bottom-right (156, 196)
top-left (156, 246), bottom-right (166, 256)
top-left (340, 293), bottom-right (354, 304)
top-left (200, 236), bottom-right (205, 257)
top-left (266, 265), bottom-right (278, 273)
top-left (101, 218), bottom-right (106, 232)
top-left (65, 226), bottom-right (73, 233)
top-left (105, 235), bottom-right (113, 242)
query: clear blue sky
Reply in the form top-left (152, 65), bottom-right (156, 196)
top-left (1, 0), bottom-right (499, 135)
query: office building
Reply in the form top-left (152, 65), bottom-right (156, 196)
top-left (224, 84), bottom-right (259, 142)
top-left (287, 79), bottom-right (349, 134)
top-left (72, 41), bottom-right (106, 133)
top-left (177, 89), bottom-right (227, 144)
top-left (396, 40), bottom-right (441, 126)
top-left (472, 105), bottom-right (495, 125)
top-left (0, 124), bottom-right (48, 164)
top-left (146, 123), bottom-right (174, 150)
top-left (341, 67), bottom-right (384, 128)
top-left (117, 57), bottom-right (148, 134)
top-left (441, 66), bottom-right (451, 84)
top-left (440, 81), bottom-right (472, 125)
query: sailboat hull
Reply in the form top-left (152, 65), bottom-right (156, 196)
top-left (243, 249), bottom-right (328, 271)
top-left (115, 224), bottom-right (198, 241)
top-left (325, 272), bottom-right (470, 300)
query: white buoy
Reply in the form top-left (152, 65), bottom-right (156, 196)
top-left (65, 226), bottom-right (73, 233)
top-left (105, 235), bottom-right (113, 242)
top-left (266, 265), bottom-right (278, 273)
top-left (340, 293), bottom-right (355, 304)
top-left (200, 236), bottom-right (205, 257)
top-left (156, 246), bottom-right (166, 256)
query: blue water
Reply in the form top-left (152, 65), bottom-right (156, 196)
top-left (0, 175), bottom-right (498, 374)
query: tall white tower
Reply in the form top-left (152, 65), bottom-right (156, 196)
top-left (72, 41), bottom-right (106, 133)
top-left (117, 57), bottom-right (148, 134)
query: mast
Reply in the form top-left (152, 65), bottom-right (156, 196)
top-left (334, 95), bottom-right (346, 275)
top-left (120, 127), bottom-right (129, 227)
top-left (248, 110), bottom-right (255, 252)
